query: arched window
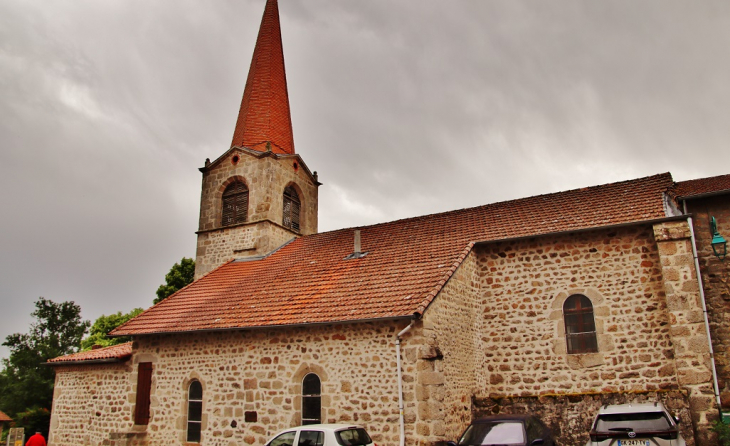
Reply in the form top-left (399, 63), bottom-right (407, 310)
top-left (564, 294), bottom-right (598, 354)
top-left (302, 373), bottom-right (321, 425)
top-left (187, 380), bottom-right (203, 443)
top-left (283, 186), bottom-right (301, 232)
top-left (222, 181), bottom-right (248, 226)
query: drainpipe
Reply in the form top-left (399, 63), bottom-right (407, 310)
top-left (683, 202), bottom-right (722, 410)
top-left (396, 320), bottom-right (415, 446)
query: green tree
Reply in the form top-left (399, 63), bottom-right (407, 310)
top-left (80, 308), bottom-right (144, 351)
top-left (154, 257), bottom-right (195, 304)
top-left (0, 297), bottom-right (89, 436)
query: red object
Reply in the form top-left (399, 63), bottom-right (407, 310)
top-left (109, 173), bottom-right (675, 337)
top-left (231, 0), bottom-right (295, 155)
top-left (25, 433), bottom-right (47, 446)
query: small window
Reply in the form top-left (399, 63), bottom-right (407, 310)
top-left (564, 294), bottom-right (598, 354)
top-left (283, 186), bottom-right (301, 232)
top-left (222, 181), bottom-right (248, 226)
top-left (302, 373), bottom-right (321, 425)
top-left (134, 362), bottom-right (153, 425)
top-left (187, 381), bottom-right (203, 443)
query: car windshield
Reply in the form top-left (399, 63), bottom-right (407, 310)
top-left (595, 412), bottom-right (672, 432)
top-left (458, 421), bottom-right (526, 445)
top-left (335, 428), bottom-right (372, 446)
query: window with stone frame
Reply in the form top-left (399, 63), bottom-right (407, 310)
top-left (222, 181), bottom-right (249, 226)
top-left (283, 186), bottom-right (301, 232)
top-left (564, 294), bottom-right (598, 354)
top-left (301, 373), bottom-right (321, 425)
top-left (187, 380), bottom-right (203, 443)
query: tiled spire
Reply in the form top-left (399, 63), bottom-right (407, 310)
top-left (230, 0), bottom-right (295, 154)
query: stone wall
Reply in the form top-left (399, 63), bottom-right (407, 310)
top-left (128, 321), bottom-right (412, 446)
top-left (475, 225), bottom-right (676, 397)
top-left (411, 251), bottom-right (480, 445)
top-left (195, 148), bottom-right (318, 278)
top-left (684, 195), bottom-right (730, 409)
top-left (195, 221), bottom-right (296, 278)
top-left (653, 220), bottom-right (719, 444)
top-left (50, 362), bottom-right (136, 446)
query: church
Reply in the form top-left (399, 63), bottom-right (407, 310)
top-left (47, 1), bottom-right (730, 445)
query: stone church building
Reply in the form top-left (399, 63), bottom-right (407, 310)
top-left (47, 1), bottom-right (730, 445)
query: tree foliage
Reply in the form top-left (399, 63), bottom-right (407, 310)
top-left (80, 308), bottom-right (144, 351)
top-left (0, 297), bottom-right (89, 435)
top-left (154, 257), bottom-right (195, 304)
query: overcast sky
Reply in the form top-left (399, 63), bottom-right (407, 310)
top-left (1, 0), bottom-right (729, 360)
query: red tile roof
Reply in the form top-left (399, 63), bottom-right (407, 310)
top-left (112, 173), bottom-right (673, 336)
top-left (47, 342), bottom-right (132, 364)
top-left (670, 174), bottom-right (730, 199)
top-left (230, 0), bottom-right (295, 155)
top-left (0, 410), bottom-right (11, 422)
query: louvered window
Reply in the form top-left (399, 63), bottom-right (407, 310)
top-left (283, 186), bottom-right (301, 232)
top-left (134, 362), bottom-right (153, 425)
top-left (302, 373), bottom-right (321, 425)
top-left (222, 181), bottom-right (248, 226)
top-left (564, 294), bottom-right (598, 354)
top-left (187, 380), bottom-right (203, 443)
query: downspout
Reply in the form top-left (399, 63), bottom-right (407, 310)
top-left (683, 202), bottom-right (722, 410)
top-left (396, 320), bottom-right (415, 446)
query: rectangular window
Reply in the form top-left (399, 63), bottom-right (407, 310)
top-left (134, 362), bottom-right (153, 425)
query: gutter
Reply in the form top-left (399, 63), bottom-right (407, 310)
top-left (43, 357), bottom-right (129, 366)
top-left (110, 315), bottom-right (413, 338)
top-left (396, 319), bottom-right (415, 446)
top-left (682, 202), bottom-right (722, 410)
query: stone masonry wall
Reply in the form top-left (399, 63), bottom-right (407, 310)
top-left (475, 225), bottom-right (677, 398)
top-left (653, 220), bottom-right (719, 444)
top-left (50, 362), bottom-right (136, 446)
top-left (130, 321), bottom-right (412, 446)
top-left (411, 251), bottom-right (480, 445)
top-left (195, 148), bottom-right (318, 278)
top-left (684, 195), bottom-right (730, 408)
top-left (195, 221), bottom-right (297, 279)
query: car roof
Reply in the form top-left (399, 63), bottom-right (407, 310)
top-left (472, 414), bottom-right (534, 422)
top-left (289, 424), bottom-right (366, 432)
top-left (598, 403), bottom-right (667, 415)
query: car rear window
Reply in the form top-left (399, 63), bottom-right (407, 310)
top-left (335, 428), bottom-right (372, 446)
top-left (458, 421), bottom-right (526, 445)
top-left (595, 412), bottom-right (672, 432)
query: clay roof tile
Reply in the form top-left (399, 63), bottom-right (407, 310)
top-left (112, 173), bottom-right (674, 336)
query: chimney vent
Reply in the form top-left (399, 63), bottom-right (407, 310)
top-left (344, 229), bottom-right (368, 260)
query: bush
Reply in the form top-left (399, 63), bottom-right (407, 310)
top-left (712, 418), bottom-right (730, 446)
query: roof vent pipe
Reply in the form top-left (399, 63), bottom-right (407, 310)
top-left (354, 229), bottom-right (361, 254)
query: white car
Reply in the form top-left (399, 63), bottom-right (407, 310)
top-left (585, 402), bottom-right (685, 446)
top-left (265, 424), bottom-right (375, 446)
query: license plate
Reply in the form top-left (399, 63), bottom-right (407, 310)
top-left (618, 440), bottom-right (650, 446)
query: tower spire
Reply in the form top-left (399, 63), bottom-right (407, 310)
top-left (231, 0), bottom-right (295, 154)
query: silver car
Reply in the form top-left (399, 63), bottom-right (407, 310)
top-left (585, 402), bottom-right (685, 446)
top-left (265, 424), bottom-right (375, 446)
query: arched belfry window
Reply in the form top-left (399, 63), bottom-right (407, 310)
top-left (302, 373), bottom-right (321, 425)
top-left (222, 181), bottom-right (248, 226)
top-left (564, 294), bottom-right (598, 354)
top-left (283, 186), bottom-right (301, 232)
top-left (187, 380), bottom-right (203, 443)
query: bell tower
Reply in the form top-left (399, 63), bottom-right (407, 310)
top-left (194, 0), bottom-right (320, 279)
